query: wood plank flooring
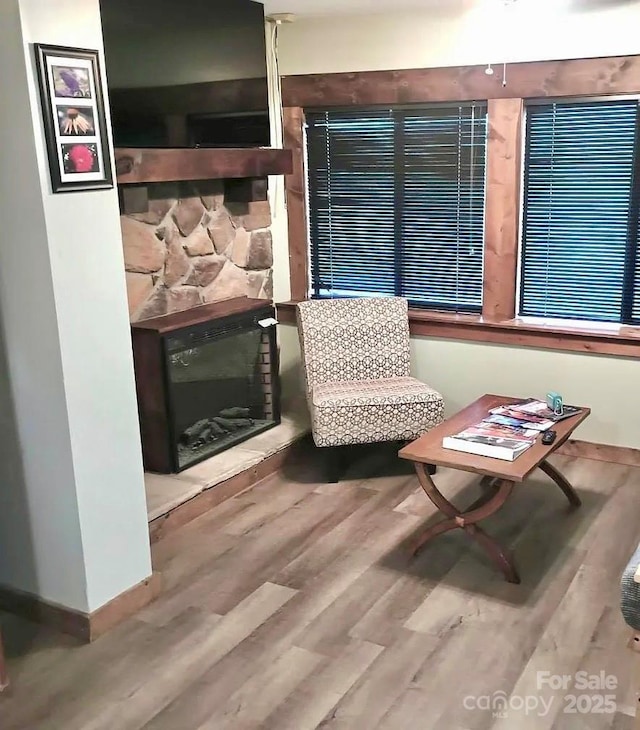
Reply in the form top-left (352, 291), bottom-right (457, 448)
top-left (1, 444), bottom-right (639, 729)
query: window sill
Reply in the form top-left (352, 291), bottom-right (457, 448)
top-left (276, 301), bottom-right (640, 358)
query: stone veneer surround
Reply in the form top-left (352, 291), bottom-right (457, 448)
top-left (122, 179), bottom-right (273, 322)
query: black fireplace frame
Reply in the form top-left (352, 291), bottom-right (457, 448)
top-left (131, 298), bottom-right (281, 474)
top-left (163, 304), bottom-right (280, 471)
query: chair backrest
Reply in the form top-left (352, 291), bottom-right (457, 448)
top-left (296, 297), bottom-right (411, 391)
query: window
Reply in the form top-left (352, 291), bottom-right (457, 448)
top-left (305, 103), bottom-right (487, 312)
top-left (521, 99), bottom-right (640, 324)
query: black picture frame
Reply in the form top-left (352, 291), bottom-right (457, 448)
top-left (34, 44), bottom-right (113, 193)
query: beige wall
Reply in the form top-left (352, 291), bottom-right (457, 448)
top-left (272, 1), bottom-right (640, 449)
top-left (277, 2), bottom-right (640, 75)
top-left (411, 340), bottom-right (638, 448)
top-left (0, 0), bottom-right (152, 612)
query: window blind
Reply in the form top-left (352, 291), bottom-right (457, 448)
top-left (633, 203), bottom-right (640, 321)
top-left (521, 99), bottom-right (640, 324)
top-left (306, 104), bottom-right (487, 312)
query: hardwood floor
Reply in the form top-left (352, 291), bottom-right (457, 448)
top-left (1, 444), bottom-right (639, 729)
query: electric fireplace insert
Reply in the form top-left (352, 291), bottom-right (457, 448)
top-left (131, 297), bottom-right (280, 473)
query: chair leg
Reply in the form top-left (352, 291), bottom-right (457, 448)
top-left (324, 446), bottom-right (348, 483)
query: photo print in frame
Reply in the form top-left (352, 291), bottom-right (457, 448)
top-left (34, 44), bottom-right (113, 193)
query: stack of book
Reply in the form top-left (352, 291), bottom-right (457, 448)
top-left (442, 398), bottom-right (581, 461)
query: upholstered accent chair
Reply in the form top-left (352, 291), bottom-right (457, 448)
top-left (297, 297), bottom-right (445, 481)
top-left (621, 543), bottom-right (640, 728)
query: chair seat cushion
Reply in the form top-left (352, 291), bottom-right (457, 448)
top-left (310, 377), bottom-right (444, 447)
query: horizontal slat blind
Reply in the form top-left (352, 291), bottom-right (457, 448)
top-left (306, 110), bottom-right (396, 297)
top-left (521, 100), bottom-right (639, 323)
top-left (401, 107), bottom-right (486, 309)
top-left (306, 104), bottom-right (487, 312)
top-left (633, 204), bottom-right (640, 321)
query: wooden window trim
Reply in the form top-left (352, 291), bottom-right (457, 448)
top-left (280, 55), bottom-right (640, 359)
top-left (483, 98), bottom-right (522, 322)
top-left (281, 55), bottom-right (640, 108)
top-left (283, 107), bottom-right (309, 301)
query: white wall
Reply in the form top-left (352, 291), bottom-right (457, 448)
top-left (272, 0), bottom-right (640, 449)
top-left (0, 0), bottom-right (152, 612)
top-left (278, 1), bottom-right (640, 75)
top-left (0, 0), bottom-right (88, 610)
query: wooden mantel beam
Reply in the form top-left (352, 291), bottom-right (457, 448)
top-left (115, 147), bottom-right (293, 185)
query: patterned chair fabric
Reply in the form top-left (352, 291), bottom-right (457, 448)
top-left (621, 543), bottom-right (640, 631)
top-left (296, 297), bottom-right (445, 447)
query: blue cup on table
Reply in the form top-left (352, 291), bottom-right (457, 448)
top-left (546, 392), bottom-right (563, 416)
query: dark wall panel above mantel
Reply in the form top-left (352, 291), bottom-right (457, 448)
top-left (110, 78), bottom-right (268, 117)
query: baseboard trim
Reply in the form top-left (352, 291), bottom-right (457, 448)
top-left (89, 573), bottom-right (162, 640)
top-left (149, 440), bottom-right (305, 543)
top-left (556, 439), bottom-right (640, 467)
top-left (0, 573), bottom-right (161, 642)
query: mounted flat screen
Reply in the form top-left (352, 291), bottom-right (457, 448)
top-left (99, 0), bottom-right (270, 148)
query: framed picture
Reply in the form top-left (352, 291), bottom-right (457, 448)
top-left (34, 44), bottom-right (113, 193)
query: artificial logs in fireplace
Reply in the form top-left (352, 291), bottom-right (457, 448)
top-left (131, 297), bottom-right (280, 473)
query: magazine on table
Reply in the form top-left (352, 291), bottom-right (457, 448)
top-left (441, 398), bottom-right (582, 461)
top-left (484, 410), bottom-right (555, 432)
top-left (507, 398), bottom-right (582, 422)
top-left (464, 422), bottom-right (538, 440)
top-left (442, 423), bottom-right (536, 461)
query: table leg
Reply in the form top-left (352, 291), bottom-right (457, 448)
top-left (412, 463), bottom-right (520, 584)
top-left (538, 459), bottom-right (582, 508)
top-left (479, 475), bottom-right (499, 491)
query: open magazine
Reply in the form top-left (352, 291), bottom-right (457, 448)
top-left (506, 398), bottom-right (582, 422)
top-left (483, 412), bottom-right (554, 433)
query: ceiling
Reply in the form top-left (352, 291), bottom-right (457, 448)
top-left (261, 0), bottom-right (468, 17)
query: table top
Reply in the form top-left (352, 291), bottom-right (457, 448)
top-left (399, 394), bottom-right (590, 482)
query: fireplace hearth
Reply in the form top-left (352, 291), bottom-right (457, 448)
top-left (131, 297), bottom-right (280, 473)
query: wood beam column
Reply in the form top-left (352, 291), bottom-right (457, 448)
top-left (283, 107), bottom-right (309, 301)
top-left (483, 98), bottom-right (523, 322)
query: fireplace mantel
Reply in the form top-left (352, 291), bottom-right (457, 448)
top-left (115, 147), bottom-right (293, 184)
top-left (133, 296), bottom-right (271, 334)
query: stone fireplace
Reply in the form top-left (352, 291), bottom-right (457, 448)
top-left (120, 173), bottom-right (280, 473)
top-left (122, 178), bottom-right (274, 322)
top-left (114, 149), bottom-right (306, 521)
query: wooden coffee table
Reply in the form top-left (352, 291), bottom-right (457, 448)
top-left (399, 394), bottom-right (590, 584)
